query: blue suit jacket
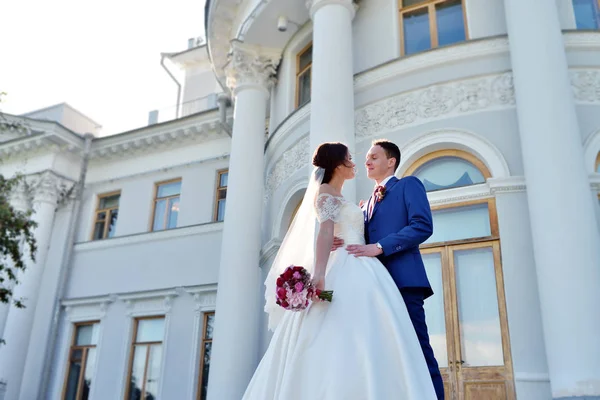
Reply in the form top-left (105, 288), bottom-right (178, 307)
top-left (364, 176), bottom-right (434, 299)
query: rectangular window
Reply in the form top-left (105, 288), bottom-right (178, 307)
top-left (214, 170), bottom-right (228, 222)
top-left (424, 200), bottom-right (498, 245)
top-left (296, 43), bottom-right (312, 107)
top-left (197, 312), bottom-right (215, 400)
top-left (573, 0), bottom-right (600, 29)
top-left (152, 179), bottom-right (181, 231)
top-left (62, 322), bottom-right (100, 400)
top-left (92, 192), bottom-right (120, 240)
top-left (125, 317), bottom-right (165, 400)
top-left (400, 0), bottom-right (466, 56)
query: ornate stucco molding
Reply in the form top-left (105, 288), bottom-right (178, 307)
top-left (27, 171), bottom-right (76, 207)
top-left (570, 69), bottom-right (600, 103)
top-left (9, 178), bottom-right (31, 212)
top-left (264, 136), bottom-right (309, 202)
top-left (355, 69), bottom-right (600, 141)
top-left (120, 288), bottom-right (180, 317)
top-left (224, 41), bottom-right (281, 95)
top-left (355, 72), bottom-right (516, 140)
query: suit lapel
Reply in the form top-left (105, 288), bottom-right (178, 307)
top-left (370, 176), bottom-right (399, 221)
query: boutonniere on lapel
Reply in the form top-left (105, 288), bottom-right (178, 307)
top-left (374, 185), bottom-right (386, 202)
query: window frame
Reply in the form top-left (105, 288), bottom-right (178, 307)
top-left (295, 42), bottom-right (313, 108)
top-left (421, 198), bottom-right (499, 249)
top-left (405, 149), bottom-right (491, 182)
top-left (91, 191), bottom-right (121, 241)
top-left (404, 149), bottom-right (496, 248)
top-left (61, 321), bottom-right (100, 400)
top-left (124, 316), bottom-right (165, 400)
top-left (196, 311), bottom-right (215, 400)
top-left (150, 178), bottom-right (182, 231)
top-left (398, 0), bottom-right (469, 56)
top-left (213, 169), bottom-right (229, 222)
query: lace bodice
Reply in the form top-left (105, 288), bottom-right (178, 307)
top-left (315, 194), bottom-right (365, 245)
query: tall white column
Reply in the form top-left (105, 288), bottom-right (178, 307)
top-left (0, 172), bottom-right (59, 400)
top-left (207, 41), bottom-right (280, 400)
top-left (0, 184), bottom-right (30, 342)
top-left (308, 0), bottom-right (357, 200)
top-left (504, 1), bottom-right (600, 398)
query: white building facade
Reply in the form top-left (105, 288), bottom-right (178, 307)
top-left (1, 0), bottom-right (600, 400)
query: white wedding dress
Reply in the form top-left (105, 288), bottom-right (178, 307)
top-left (242, 192), bottom-right (437, 400)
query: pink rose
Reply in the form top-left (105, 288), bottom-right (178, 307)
top-left (293, 271), bottom-right (302, 280)
top-left (294, 282), bottom-right (304, 292)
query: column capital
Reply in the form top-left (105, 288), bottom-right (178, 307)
top-left (9, 179), bottom-right (31, 212)
top-left (306, 0), bottom-right (358, 19)
top-left (29, 172), bottom-right (69, 206)
top-left (224, 41), bottom-right (281, 96)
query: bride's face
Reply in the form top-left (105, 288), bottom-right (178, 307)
top-left (337, 152), bottom-right (356, 180)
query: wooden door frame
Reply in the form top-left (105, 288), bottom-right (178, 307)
top-left (422, 241), bottom-right (515, 400)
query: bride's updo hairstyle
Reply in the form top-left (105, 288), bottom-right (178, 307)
top-left (312, 142), bottom-right (350, 184)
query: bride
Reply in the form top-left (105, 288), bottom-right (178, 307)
top-left (242, 142), bottom-right (437, 399)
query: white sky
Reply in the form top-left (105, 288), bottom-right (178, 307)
top-left (1, 0), bottom-right (206, 135)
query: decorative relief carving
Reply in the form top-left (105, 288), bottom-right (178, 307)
top-left (355, 72), bottom-right (517, 139)
top-left (9, 179), bottom-right (31, 212)
top-left (64, 296), bottom-right (114, 322)
top-left (24, 171), bottom-right (75, 207)
top-left (192, 292), bottom-right (217, 314)
top-left (571, 70), bottom-right (600, 102)
top-left (120, 290), bottom-right (179, 317)
top-left (225, 41), bottom-right (281, 93)
top-left (264, 136), bottom-right (310, 202)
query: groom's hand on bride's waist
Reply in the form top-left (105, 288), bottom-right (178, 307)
top-left (346, 244), bottom-right (383, 257)
top-left (331, 236), bottom-right (345, 252)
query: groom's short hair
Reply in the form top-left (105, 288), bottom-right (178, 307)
top-left (372, 139), bottom-right (401, 171)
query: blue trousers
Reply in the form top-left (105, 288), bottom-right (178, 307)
top-left (401, 288), bottom-right (445, 400)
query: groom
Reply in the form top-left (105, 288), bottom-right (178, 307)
top-left (339, 139), bottom-right (444, 399)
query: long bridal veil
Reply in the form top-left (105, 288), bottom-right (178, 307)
top-left (264, 167), bottom-right (324, 331)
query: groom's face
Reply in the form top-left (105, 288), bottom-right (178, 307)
top-left (365, 145), bottom-right (395, 181)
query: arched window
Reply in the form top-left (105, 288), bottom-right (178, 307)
top-left (405, 150), bottom-right (490, 192)
top-left (404, 150), bottom-right (515, 400)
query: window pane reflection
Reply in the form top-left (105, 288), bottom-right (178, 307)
top-left (436, 0), bottom-right (466, 46)
top-left (404, 8), bottom-right (431, 55)
top-left (573, 0), bottom-right (600, 29)
top-left (454, 247), bottom-right (504, 366)
top-left (423, 253), bottom-right (448, 368)
top-left (426, 203), bottom-right (491, 244)
top-left (414, 156), bottom-right (485, 192)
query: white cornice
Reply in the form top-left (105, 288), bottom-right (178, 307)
top-left (354, 32), bottom-right (600, 93)
top-left (354, 37), bottom-right (510, 93)
top-left (63, 295), bottom-right (115, 322)
top-left (184, 285), bottom-right (218, 313)
top-left (1, 109), bottom-right (226, 161)
top-left (207, 0), bottom-right (243, 89)
top-left (90, 110), bottom-right (225, 160)
top-left (265, 102), bottom-right (310, 156)
top-left (74, 222), bottom-right (223, 252)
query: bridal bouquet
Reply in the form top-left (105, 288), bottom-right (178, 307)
top-left (275, 265), bottom-right (333, 311)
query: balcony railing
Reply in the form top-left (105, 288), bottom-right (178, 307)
top-left (148, 93), bottom-right (220, 125)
